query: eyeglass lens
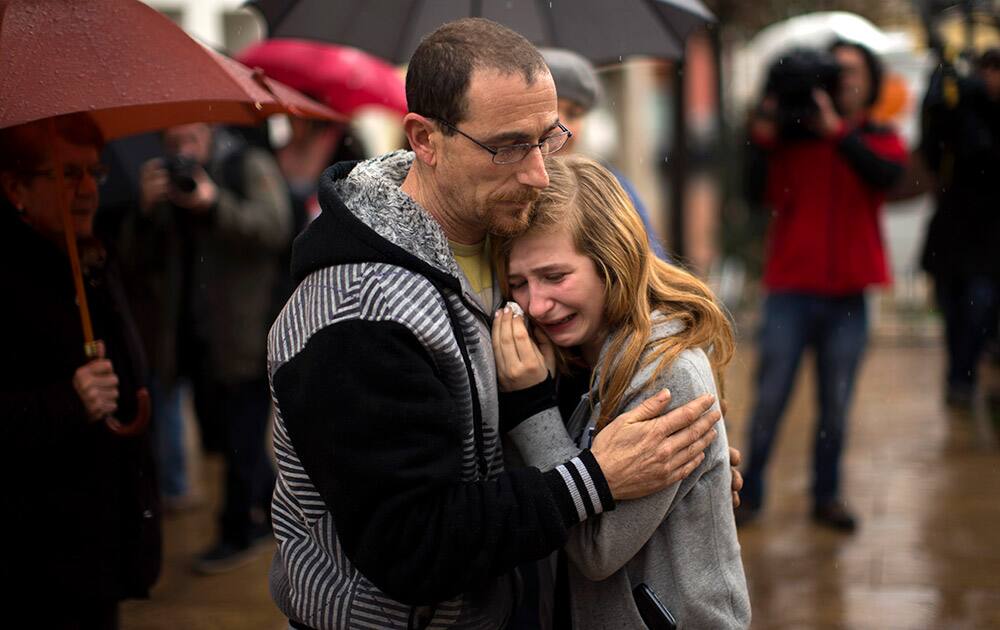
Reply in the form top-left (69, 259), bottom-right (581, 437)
top-left (493, 130), bottom-right (570, 164)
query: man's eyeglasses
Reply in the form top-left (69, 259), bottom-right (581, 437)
top-left (31, 164), bottom-right (110, 187)
top-left (435, 119), bottom-right (572, 165)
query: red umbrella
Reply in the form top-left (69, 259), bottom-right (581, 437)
top-left (0, 0), bottom-right (342, 137)
top-left (237, 39), bottom-right (408, 117)
top-left (0, 0), bottom-right (341, 435)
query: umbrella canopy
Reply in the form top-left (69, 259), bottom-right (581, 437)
top-left (750, 11), bottom-right (911, 64)
top-left (732, 11), bottom-right (917, 114)
top-left (246, 0), bottom-right (715, 65)
top-left (237, 39), bottom-right (408, 117)
top-left (0, 0), bottom-right (342, 141)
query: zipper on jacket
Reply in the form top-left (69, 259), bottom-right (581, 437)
top-left (565, 393), bottom-right (592, 444)
top-left (460, 289), bottom-right (495, 330)
top-left (442, 293), bottom-right (490, 479)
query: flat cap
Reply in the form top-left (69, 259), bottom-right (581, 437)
top-left (540, 48), bottom-right (602, 112)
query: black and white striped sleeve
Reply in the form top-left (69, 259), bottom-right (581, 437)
top-left (543, 450), bottom-right (616, 523)
top-left (273, 319), bottom-right (614, 605)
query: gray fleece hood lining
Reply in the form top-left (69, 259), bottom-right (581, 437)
top-left (333, 151), bottom-right (464, 280)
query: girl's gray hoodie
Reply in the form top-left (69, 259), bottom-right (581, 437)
top-left (509, 316), bottom-right (752, 629)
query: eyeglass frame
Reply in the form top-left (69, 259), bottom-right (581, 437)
top-left (434, 119), bottom-right (572, 165)
top-left (30, 163), bottom-right (110, 188)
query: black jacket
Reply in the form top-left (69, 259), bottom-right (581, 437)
top-left (0, 206), bottom-right (161, 607)
top-left (267, 152), bottom-right (612, 629)
top-left (920, 72), bottom-right (1000, 277)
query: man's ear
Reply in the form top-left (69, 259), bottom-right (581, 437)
top-left (403, 113), bottom-right (439, 167)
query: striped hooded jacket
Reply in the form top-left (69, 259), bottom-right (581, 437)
top-left (267, 151), bottom-right (614, 629)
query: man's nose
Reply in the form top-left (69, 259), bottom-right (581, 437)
top-left (517, 146), bottom-right (549, 189)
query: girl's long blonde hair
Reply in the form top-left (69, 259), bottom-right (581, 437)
top-left (494, 155), bottom-right (735, 430)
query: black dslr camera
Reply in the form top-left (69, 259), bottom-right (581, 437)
top-left (764, 48), bottom-right (842, 140)
top-left (163, 155), bottom-right (199, 194)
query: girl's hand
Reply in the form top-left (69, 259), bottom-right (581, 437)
top-left (492, 304), bottom-right (551, 392)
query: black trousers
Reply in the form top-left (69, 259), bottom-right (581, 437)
top-left (934, 274), bottom-right (1000, 394)
top-left (193, 374), bottom-right (275, 546)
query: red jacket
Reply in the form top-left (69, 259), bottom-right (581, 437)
top-left (753, 120), bottom-right (907, 295)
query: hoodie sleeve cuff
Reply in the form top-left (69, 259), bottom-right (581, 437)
top-left (498, 375), bottom-right (556, 434)
top-left (541, 449), bottom-right (615, 526)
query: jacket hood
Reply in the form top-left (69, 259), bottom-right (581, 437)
top-left (591, 312), bottom-right (686, 397)
top-left (595, 312), bottom-right (685, 363)
top-left (290, 150), bottom-right (464, 292)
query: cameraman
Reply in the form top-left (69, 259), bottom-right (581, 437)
top-left (738, 41), bottom-right (907, 532)
top-left (126, 123), bottom-right (291, 572)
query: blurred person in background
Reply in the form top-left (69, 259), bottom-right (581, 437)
top-left (101, 132), bottom-right (197, 515)
top-left (270, 116), bottom-right (367, 312)
top-left (122, 122), bottom-right (291, 573)
top-left (0, 114), bottom-right (161, 629)
top-left (738, 40), bottom-right (907, 532)
top-left (920, 47), bottom-right (1000, 411)
top-left (540, 47), bottom-right (669, 260)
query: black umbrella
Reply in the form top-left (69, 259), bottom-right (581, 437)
top-left (246, 0), bottom-right (715, 64)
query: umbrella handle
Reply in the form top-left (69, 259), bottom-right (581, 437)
top-left (83, 341), bottom-right (150, 436)
top-left (104, 387), bottom-right (151, 437)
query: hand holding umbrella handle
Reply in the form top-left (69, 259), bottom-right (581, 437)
top-left (104, 387), bottom-right (150, 437)
top-left (84, 340), bottom-right (151, 437)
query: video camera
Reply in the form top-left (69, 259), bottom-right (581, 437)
top-left (764, 48), bottom-right (842, 140)
top-left (163, 155), bottom-right (199, 194)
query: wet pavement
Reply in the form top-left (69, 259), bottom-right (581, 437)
top-left (121, 451), bottom-right (282, 630)
top-left (121, 333), bottom-right (1000, 629)
top-left (727, 337), bottom-right (1000, 630)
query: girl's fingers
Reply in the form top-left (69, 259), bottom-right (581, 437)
top-left (494, 308), bottom-right (520, 374)
top-left (502, 307), bottom-right (522, 363)
top-left (511, 313), bottom-right (540, 364)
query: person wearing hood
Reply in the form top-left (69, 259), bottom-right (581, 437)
top-left (266, 17), bottom-right (727, 630)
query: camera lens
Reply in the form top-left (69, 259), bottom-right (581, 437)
top-left (165, 155), bottom-right (198, 194)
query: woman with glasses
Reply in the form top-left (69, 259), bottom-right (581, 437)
top-left (0, 114), bottom-right (160, 629)
top-left (493, 155), bottom-right (750, 629)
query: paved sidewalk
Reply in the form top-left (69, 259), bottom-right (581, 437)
top-left (727, 338), bottom-right (1000, 630)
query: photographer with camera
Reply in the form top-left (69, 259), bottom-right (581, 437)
top-left (738, 40), bottom-right (907, 532)
top-left (124, 122), bottom-right (291, 572)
